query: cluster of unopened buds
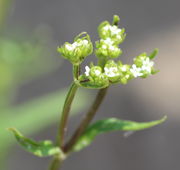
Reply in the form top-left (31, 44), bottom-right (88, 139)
top-left (58, 15), bottom-right (158, 89)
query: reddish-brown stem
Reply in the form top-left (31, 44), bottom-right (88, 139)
top-left (64, 87), bottom-right (108, 152)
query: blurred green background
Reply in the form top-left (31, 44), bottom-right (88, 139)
top-left (0, 0), bottom-right (89, 169)
top-left (0, 0), bottom-right (180, 170)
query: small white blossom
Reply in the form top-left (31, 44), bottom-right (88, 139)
top-left (65, 42), bottom-right (78, 51)
top-left (102, 45), bottom-right (107, 49)
top-left (141, 58), bottom-right (154, 73)
top-left (103, 38), bottom-right (114, 45)
top-left (82, 39), bottom-right (88, 45)
top-left (110, 25), bottom-right (122, 35)
top-left (73, 42), bottom-right (78, 47)
top-left (130, 64), bottom-right (143, 77)
top-left (103, 25), bottom-right (110, 31)
top-left (85, 66), bottom-right (90, 76)
top-left (65, 44), bottom-right (75, 51)
top-left (109, 46), bottom-right (115, 51)
top-left (121, 65), bottom-right (127, 72)
top-left (116, 35), bottom-right (122, 40)
top-left (101, 38), bottom-right (116, 51)
top-left (103, 25), bottom-right (122, 35)
top-left (104, 66), bottom-right (119, 77)
top-left (94, 70), bottom-right (101, 76)
top-left (65, 40), bottom-right (89, 51)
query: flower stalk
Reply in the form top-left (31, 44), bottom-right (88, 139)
top-left (49, 156), bottom-right (63, 170)
top-left (64, 87), bottom-right (108, 153)
top-left (57, 82), bottom-right (78, 148)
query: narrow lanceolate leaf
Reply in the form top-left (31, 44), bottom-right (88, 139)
top-left (73, 116), bottom-right (167, 151)
top-left (8, 128), bottom-right (65, 158)
top-left (0, 88), bottom-right (89, 154)
top-left (149, 48), bottom-right (158, 59)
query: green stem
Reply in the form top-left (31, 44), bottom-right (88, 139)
top-left (98, 57), bottom-right (106, 70)
top-left (73, 65), bottom-right (80, 80)
top-left (64, 87), bottom-right (108, 152)
top-left (57, 64), bottom-right (80, 148)
top-left (57, 82), bottom-right (78, 148)
top-left (50, 65), bottom-right (80, 169)
top-left (49, 156), bottom-right (62, 170)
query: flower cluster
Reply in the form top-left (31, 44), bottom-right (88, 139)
top-left (58, 15), bottom-right (158, 89)
top-left (79, 60), bottom-right (132, 88)
top-left (78, 66), bottom-right (109, 89)
top-left (130, 53), bottom-right (156, 78)
top-left (98, 15), bottom-right (126, 44)
top-left (57, 32), bottom-right (93, 65)
top-left (95, 16), bottom-right (125, 60)
top-left (95, 38), bottom-right (122, 59)
top-left (104, 60), bottom-right (132, 84)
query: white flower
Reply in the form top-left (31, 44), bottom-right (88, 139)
top-left (85, 66), bottom-right (90, 76)
top-left (109, 45), bottom-right (115, 51)
top-left (110, 25), bottom-right (122, 35)
top-left (103, 25), bottom-right (110, 31)
top-left (65, 44), bottom-right (75, 51)
top-left (121, 65), bottom-right (127, 72)
top-left (101, 38), bottom-right (116, 51)
top-left (94, 70), bottom-right (101, 76)
top-left (72, 42), bottom-right (78, 47)
top-left (141, 58), bottom-right (154, 73)
top-left (65, 40), bottom-right (89, 51)
top-left (82, 39), bottom-right (88, 45)
top-left (130, 64), bottom-right (143, 77)
top-left (103, 25), bottom-right (122, 36)
top-left (104, 66), bottom-right (119, 77)
top-left (116, 35), bottom-right (122, 40)
top-left (103, 38), bottom-right (114, 45)
top-left (102, 45), bottom-right (107, 49)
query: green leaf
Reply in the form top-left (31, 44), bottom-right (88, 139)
top-left (149, 48), bottom-right (158, 59)
top-left (8, 128), bottom-right (65, 158)
top-left (73, 116), bottom-right (167, 151)
top-left (0, 88), bottom-right (89, 160)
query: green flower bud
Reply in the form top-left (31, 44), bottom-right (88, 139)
top-left (57, 32), bottom-right (93, 65)
top-left (95, 38), bottom-right (122, 59)
top-left (133, 53), bottom-right (147, 67)
top-left (112, 15), bottom-right (120, 26)
top-left (98, 19), bottom-right (126, 44)
top-left (117, 61), bottom-right (133, 84)
top-left (78, 66), bottom-right (109, 89)
top-left (89, 66), bottom-right (102, 78)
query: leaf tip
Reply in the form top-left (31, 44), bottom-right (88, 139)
top-left (161, 115), bottom-right (167, 122)
top-left (7, 127), bottom-right (16, 133)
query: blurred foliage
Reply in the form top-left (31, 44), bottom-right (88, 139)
top-left (0, 37), bottom-right (60, 108)
top-left (0, 0), bottom-right (11, 27)
top-left (0, 0), bottom-right (89, 169)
